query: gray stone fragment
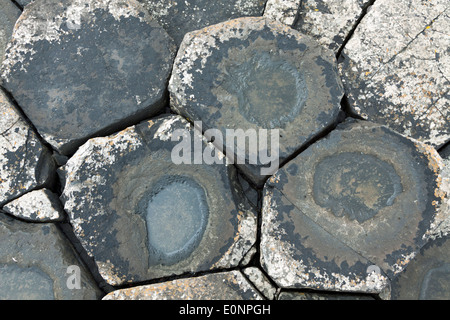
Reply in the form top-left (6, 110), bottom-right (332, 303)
top-left (0, 212), bottom-right (102, 299)
top-left (339, 0), bottom-right (450, 147)
top-left (3, 188), bottom-right (64, 222)
top-left (0, 89), bottom-right (55, 206)
top-left (138, 0), bottom-right (267, 44)
top-left (264, 0), bottom-right (301, 26)
top-left (59, 115), bottom-right (257, 286)
top-left (261, 119), bottom-right (449, 293)
top-left (1, 0), bottom-right (176, 155)
top-left (294, 0), bottom-right (372, 53)
top-left (0, 0), bottom-right (21, 64)
top-left (391, 235), bottom-right (450, 300)
top-left (169, 17), bottom-right (343, 186)
top-left (242, 267), bottom-right (278, 300)
top-left (103, 271), bottom-right (264, 300)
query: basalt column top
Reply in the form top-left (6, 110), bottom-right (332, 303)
top-left (169, 17), bottom-right (344, 186)
top-left (1, 0), bottom-right (176, 155)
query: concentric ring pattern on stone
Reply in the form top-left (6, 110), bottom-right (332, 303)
top-left (59, 115), bottom-right (257, 286)
top-left (261, 119), bottom-right (450, 293)
top-left (169, 17), bottom-right (344, 186)
top-left (1, 0), bottom-right (176, 155)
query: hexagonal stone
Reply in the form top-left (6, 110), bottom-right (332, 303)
top-left (137, 0), bottom-right (267, 44)
top-left (169, 17), bottom-right (344, 186)
top-left (3, 188), bottom-right (64, 222)
top-left (391, 235), bottom-right (450, 300)
top-left (59, 115), bottom-right (257, 286)
top-left (0, 0), bottom-right (21, 65)
top-left (103, 270), bottom-right (264, 300)
top-left (261, 119), bottom-right (450, 293)
top-left (1, 0), bottom-right (176, 155)
top-left (0, 89), bottom-right (55, 206)
top-left (294, 0), bottom-right (372, 54)
top-left (0, 212), bottom-right (102, 299)
top-left (339, 0), bottom-right (450, 148)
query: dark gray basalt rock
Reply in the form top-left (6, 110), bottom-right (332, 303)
top-left (59, 115), bottom-right (257, 286)
top-left (0, 212), bottom-right (102, 299)
top-left (0, 0), bottom-right (21, 65)
top-left (1, 0), bottom-right (176, 155)
top-left (0, 89), bottom-right (55, 206)
top-left (261, 119), bottom-right (450, 293)
top-left (138, 0), bottom-right (267, 45)
top-left (169, 17), bottom-right (344, 186)
top-left (391, 234), bottom-right (450, 300)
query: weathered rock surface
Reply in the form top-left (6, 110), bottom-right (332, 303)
top-left (261, 119), bottom-right (449, 293)
top-left (264, 0), bottom-right (301, 26)
top-left (0, 0), bottom-right (21, 64)
top-left (59, 115), bottom-right (257, 286)
top-left (3, 188), bottom-right (64, 222)
top-left (294, 0), bottom-right (372, 54)
top-left (0, 212), bottom-right (102, 299)
top-left (103, 270), bottom-right (264, 300)
top-left (138, 0), bottom-right (267, 45)
top-left (1, 0), bottom-right (176, 155)
top-left (339, 0), bottom-right (450, 148)
top-left (0, 89), bottom-right (55, 206)
top-left (391, 234), bottom-right (450, 300)
top-left (169, 17), bottom-right (344, 186)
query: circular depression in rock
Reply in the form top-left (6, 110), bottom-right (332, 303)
top-left (222, 51), bottom-right (308, 129)
top-left (313, 152), bottom-right (403, 223)
top-left (144, 176), bottom-right (209, 265)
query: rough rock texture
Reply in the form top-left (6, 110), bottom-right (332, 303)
top-left (138, 0), bottom-right (267, 44)
top-left (3, 188), bottom-right (64, 222)
top-left (103, 270), bottom-right (264, 300)
top-left (264, 0), bottom-right (301, 26)
top-left (0, 89), bottom-right (55, 206)
top-left (0, 0), bottom-right (21, 64)
top-left (0, 212), bottom-right (102, 299)
top-left (59, 115), bottom-right (257, 286)
top-left (169, 17), bottom-right (344, 186)
top-left (391, 235), bottom-right (450, 300)
top-left (1, 0), bottom-right (176, 155)
top-left (339, 0), bottom-right (450, 148)
top-left (261, 119), bottom-right (449, 293)
top-left (294, 0), bottom-right (372, 54)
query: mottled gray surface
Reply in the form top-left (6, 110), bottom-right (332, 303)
top-left (0, 89), bottom-right (55, 206)
top-left (138, 0), bottom-right (267, 44)
top-left (1, 0), bottom-right (176, 155)
top-left (169, 17), bottom-right (343, 186)
top-left (261, 119), bottom-right (449, 293)
top-left (103, 270), bottom-right (264, 300)
top-left (339, 0), bottom-right (450, 148)
top-left (59, 115), bottom-right (257, 286)
top-left (0, 212), bottom-right (102, 299)
top-left (0, 0), bottom-right (21, 64)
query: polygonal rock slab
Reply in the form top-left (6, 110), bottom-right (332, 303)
top-left (294, 0), bottom-right (372, 54)
top-left (0, 0), bottom-right (21, 64)
top-left (0, 212), bottom-right (102, 300)
top-left (1, 0), bottom-right (176, 155)
top-left (261, 119), bottom-right (450, 293)
top-left (0, 90), bottom-right (55, 206)
top-left (391, 235), bottom-right (450, 300)
top-left (59, 115), bottom-right (257, 286)
top-left (103, 270), bottom-right (264, 300)
top-left (339, 0), bottom-right (450, 148)
top-left (138, 0), bottom-right (267, 44)
top-left (169, 17), bottom-right (344, 186)
top-left (3, 188), bottom-right (64, 222)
